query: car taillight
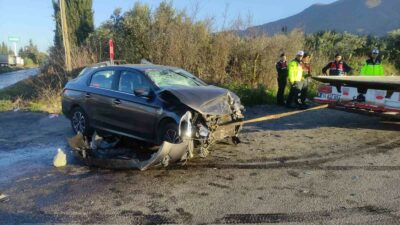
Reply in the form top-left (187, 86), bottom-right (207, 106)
top-left (318, 85), bottom-right (332, 94)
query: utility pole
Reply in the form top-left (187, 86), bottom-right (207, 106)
top-left (59, 0), bottom-right (72, 72)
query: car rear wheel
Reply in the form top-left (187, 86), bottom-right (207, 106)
top-left (160, 123), bottom-right (182, 144)
top-left (70, 107), bottom-right (92, 136)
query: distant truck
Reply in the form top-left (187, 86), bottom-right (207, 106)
top-left (0, 54), bottom-right (24, 66)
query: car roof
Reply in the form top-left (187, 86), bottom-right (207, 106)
top-left (88, 64), bottom-right (178, 72)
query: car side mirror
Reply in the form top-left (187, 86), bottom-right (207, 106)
top-left (134, 87), bottom-right (153, 98)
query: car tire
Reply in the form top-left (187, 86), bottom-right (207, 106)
top-left (70, 107), bottom-right (93, 136)
top-left (159, 123), bottom-right (182, 144)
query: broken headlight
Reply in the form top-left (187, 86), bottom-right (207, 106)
top-left (198, 123), bottom-right (209, 137)
top-left (179, 111), bottom-right (193, 138)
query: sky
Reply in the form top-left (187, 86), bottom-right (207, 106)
top-left (0, 0), bottom-right (337, 53)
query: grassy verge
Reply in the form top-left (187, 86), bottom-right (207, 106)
top-left (0, 67), bottom-right (82, 114)
top-left (223, 81), bottom-right (318, 106)
top-left (222, 82), bottom-right (277, 106)
top-left (0, 66), bottom-right (26, 75)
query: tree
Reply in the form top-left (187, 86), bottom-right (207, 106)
top-left (53, 0), bottom-right (94, 49)
top-left (0, 42), bottom-right (13, 55)
top-left (19, 40), bottom-right (47, 65)
top-left (386, 29), bottom-right (400, 70)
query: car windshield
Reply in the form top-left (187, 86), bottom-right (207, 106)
top-left (146, 69), bottom-right (205, 88)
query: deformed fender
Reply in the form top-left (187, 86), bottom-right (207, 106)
top-left (68, 134), bottom-right (191, 171)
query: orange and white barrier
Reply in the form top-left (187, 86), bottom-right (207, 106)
top-left (314, 85), bottom-right (400, 113)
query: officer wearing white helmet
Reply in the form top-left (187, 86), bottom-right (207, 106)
top-left (286, 51), bottom-right (307, 109)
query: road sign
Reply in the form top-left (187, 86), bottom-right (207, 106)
top-left (8, 36), bottom-right (20, 42)
top-left (109, 39), bottom-right (114, 64)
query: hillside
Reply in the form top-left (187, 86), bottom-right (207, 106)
top-left (246, 0), bottom-right (400, 36)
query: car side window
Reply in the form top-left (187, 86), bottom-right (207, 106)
top-left (118, 71), bottom-right (150, 94)
top-left (90, 70), bottom-right (116, 89)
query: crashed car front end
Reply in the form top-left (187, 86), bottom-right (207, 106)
top-left (178, 91), bottom-right (245, 157)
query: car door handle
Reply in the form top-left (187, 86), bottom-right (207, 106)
top-left (85, 93), bottom-right (91, 98)
top-left (113, 99), bottom-right (121, 105)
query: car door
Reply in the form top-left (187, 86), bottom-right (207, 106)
top-left (86, 69), bottom-right (120, 130)
top-left (112, 69), bottom-right (161, 141)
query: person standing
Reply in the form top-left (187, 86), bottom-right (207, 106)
top-left (286, 51), bottom-right (305, 109)
top-left (322, 53), bottom-right (352, 76)
top-left (360, 49), bottom-right (384, 76)
top-left (300, 52), bottom-right (312, 107)
top-left (275, 53), bottom-right (288, 105)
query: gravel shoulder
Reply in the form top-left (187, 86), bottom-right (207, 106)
top-left (0, 106), bottom-right (399, 225)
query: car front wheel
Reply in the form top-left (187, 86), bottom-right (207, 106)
top-left (160, 123), bottom-right (182, 144)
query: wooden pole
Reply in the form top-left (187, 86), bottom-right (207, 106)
top-left (60, 0), bottom-right (72, 72)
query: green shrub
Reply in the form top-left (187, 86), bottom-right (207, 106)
top-left (222, 82), bottom-right (276, 106)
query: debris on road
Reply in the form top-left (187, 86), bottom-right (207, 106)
top-left (53, 148), bottom-right (67, 167)
top-left (0, 193), bottom-right (9, 202)
top-left (48, 114), bottom-right (59, 119)
top-left (68, 133), bottom-right (192, 171)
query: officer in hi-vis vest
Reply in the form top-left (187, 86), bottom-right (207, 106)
top-left (286, 51), bottom-right (307, 109)
top-left (361, 49), bottom-right (384, 76)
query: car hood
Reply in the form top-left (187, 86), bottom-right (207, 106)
top-left (160, 85), bottom-right (242, 115)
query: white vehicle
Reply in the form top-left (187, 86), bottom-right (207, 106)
top-left (313, 76), bottom-right (400, 114)
top-left (0, 54), bottom-right (24, 66)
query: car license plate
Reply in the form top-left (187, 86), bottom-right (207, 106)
top-left (318, 93), bottom-right (340, 101)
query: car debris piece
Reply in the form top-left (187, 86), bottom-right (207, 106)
top-left (68, 133), bottom-right (192, 171)
top-left (48, 114), bottom-right (59, 119)
top-left (89, 131), bottom-right (120, 150)
top-left (53, 148), bottom-right (67, 167)
top-left (0, 193), bottom-right (9, 203)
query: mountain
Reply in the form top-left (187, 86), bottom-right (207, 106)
top-left (245, 0), bottom-right (400, 36)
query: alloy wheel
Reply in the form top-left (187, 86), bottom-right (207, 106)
top-left (72, 111), bottom-right (86, 134)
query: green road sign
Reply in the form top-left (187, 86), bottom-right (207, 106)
top-left (8, 36), bottom-right (20, 42)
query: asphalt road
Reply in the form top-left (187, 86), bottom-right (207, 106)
top-left (0, 68), bottom-right (40, 89)
top-left (0, 106), bottom-right (400, 225)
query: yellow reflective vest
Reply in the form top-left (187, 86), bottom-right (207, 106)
top-left (360, 64), bottom-right (384, 76)
top-left (288, 59), bottom-right (303, 83)
top-left (360, 59), bottom-right (384, 76)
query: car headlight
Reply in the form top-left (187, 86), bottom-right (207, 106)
top-left (179, 111), bottom-right (193, 138)
top-left (198, 124), bottom-right (209, 137)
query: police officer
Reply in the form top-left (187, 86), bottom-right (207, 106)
top-left (286, 51), bottom-right (305, 109)
top-left (361, 49), bottom-right (384, 76)
top-left (300, 52), bottom-right (312, 107)
top-left (275, 53), bottom-right (288, 105)
top-left (322, 53), bottom-right (352, 76)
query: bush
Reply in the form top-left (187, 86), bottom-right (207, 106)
top-left (222, 83), bottom-right (276, 106)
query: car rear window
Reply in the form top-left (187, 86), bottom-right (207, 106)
top-left (90, 70), bottom-right (116, 89)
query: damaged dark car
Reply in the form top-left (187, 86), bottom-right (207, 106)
top-left (62, 64), bottom-right (244, 169)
